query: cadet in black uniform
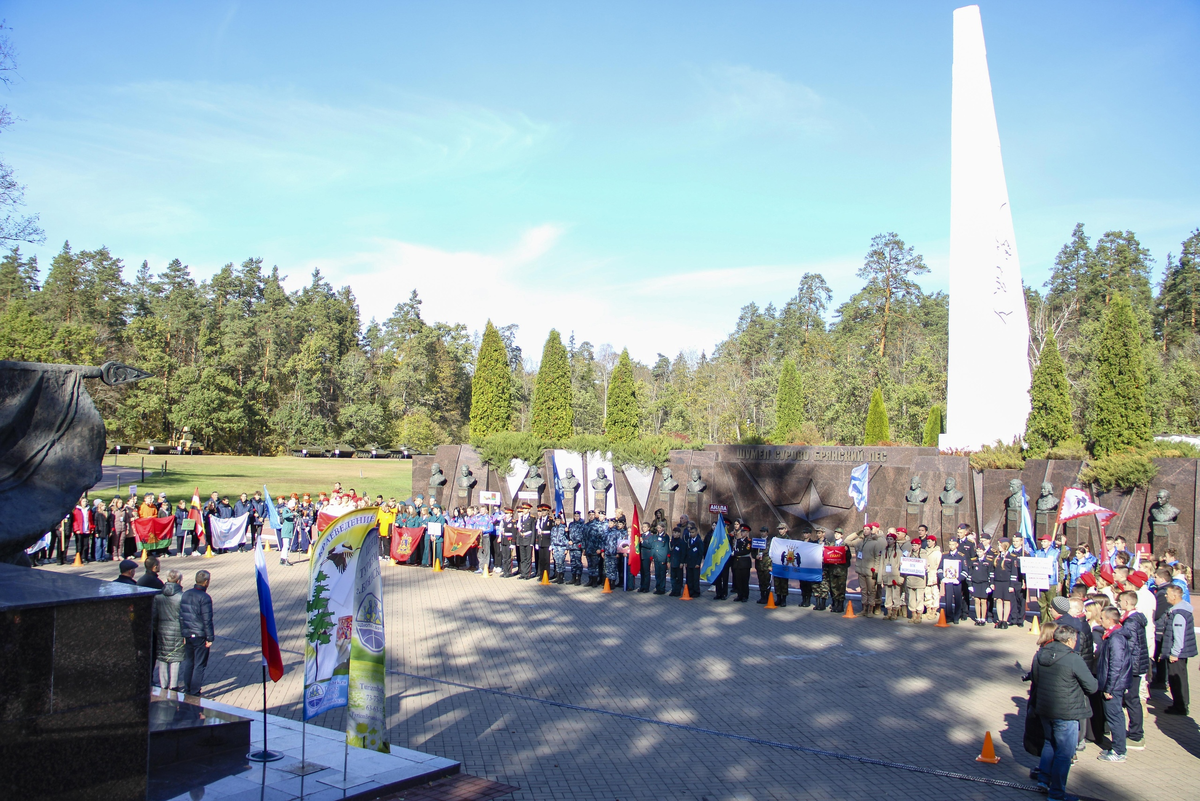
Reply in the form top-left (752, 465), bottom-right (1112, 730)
top-left (535, 505), bottom-right (553, 579)
top-left (967, 543), bottom-right (994, 626)
top-left (684, 522), bottom-right (704, 598)
top-left (992, 538), bottom-right (1017, 629)
top-left (668, 525), bottom-right (686, 596)
top-left (517, 505), bottom-right (535, 579)
top-left (500, 508), bottom-right (518, 577)
top-left (709, 519), bottom-right (733, 600)
top-left (731, 524), bottom-right (753, 602)
top-left (639, 521), bottom-right (670, 594)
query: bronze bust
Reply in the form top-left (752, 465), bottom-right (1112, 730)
top-left (905, 476), bottom-right (928, 504)
top-left (1150, 489), bottom-right (1180, 523)
top-left (939, 477), bottom-right (963, 506)
top-left (686, 469), bottom-right (706, 493)
top-left (428, 462), bottom-right (448, 489)
top-left (1036, 482), bottom-right (1058, 512)
top-left (659, 467), bottom-right (679, 493)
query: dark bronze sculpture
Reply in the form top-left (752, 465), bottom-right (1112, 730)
top-left (686, 468), bottom-right (707, 493)
top-left (0, 360), bottom-right (150, 563)
top-left (1036, 481), bottom-right (1058, 512)
top-left (1150, 489), bottom-right (1180, 523)
top-left (659, 467), bottom-right (679, 493)
top-left (905, 475), bottom-right (928, 504)
top-left (939, 476), bottom-right (963, 506)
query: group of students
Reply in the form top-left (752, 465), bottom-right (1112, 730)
top-left (1025, 574), bottom-right (1195, 800)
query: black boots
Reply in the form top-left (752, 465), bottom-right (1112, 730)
top-left (554, 574), bottom-right (564, 584)
top-left (756, 594), bottom-right (769, 604)
top-left (587, 576), bottom-right (596, 587)
top-left (800, 594), bottom-right (812, 608)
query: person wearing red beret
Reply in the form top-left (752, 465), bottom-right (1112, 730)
top-left (904, 536), bottom-right (928, 623)
top-left (882, 528), bottom-right (905, 620)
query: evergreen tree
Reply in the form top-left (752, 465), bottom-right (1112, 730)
top-left (530, 329), bottom-right (573, 439)
top-left (1024, 330), bottom-right (1073, 453)
top-left (772, 358), bottom-right (804, 442)
top-left (921, 405), bottom-right (943, 447)
top-left (470, 320), bottom-right (512, 439)
top-left (1157, 229), bottom-right (1200, 350)
top-left (1086, 294), bottom-right (1150, 456)
top-left (605, 348), bottom-right (639, 442)
top-left (863, 387), bottom-right (890, 445)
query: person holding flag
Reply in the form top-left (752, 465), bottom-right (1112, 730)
top-left (700, 516), bottom-right (732, 600)
top-left (626, 506), bottom-right (642, 592)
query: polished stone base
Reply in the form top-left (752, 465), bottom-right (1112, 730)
top-left (0, 562), bottom-right (159, 801)
top-left (149, 696), bottom-right (461, 801)
top-left (149, 688), bottom-right (251, 764)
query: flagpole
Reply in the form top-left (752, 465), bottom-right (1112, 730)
top-left (247, 664), bottom-right (283, 762)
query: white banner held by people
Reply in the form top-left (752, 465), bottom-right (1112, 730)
top-left (209, 512), bottom-right (250, 550)
top-left (1020, 556), bottom-right (1054, 591)
top-left (900, 557), bottom-right (926, 577)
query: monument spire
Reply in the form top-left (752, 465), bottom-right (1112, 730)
top-left (940, 5), bottom-right (1031, 451)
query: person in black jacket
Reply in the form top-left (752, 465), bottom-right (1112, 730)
top-left (114, 559), bottom-right (138, 585)
top-left (1032, 625), bottom-right (1098, 799)
top-left (1117, 591), bottom-right (1149, 748)
top-left (668, 525), bottom-right (685, 597)
top-left (179, 570), bottom-right (214, 696)
top-left (684, 523), bottom-right (704, 598)
top-left (730, 525), bottom-right (753, 602)
top-left (137, 553), bottom-right (165, 590)
top-left (638, 522), bottom-right (670, 595)
top-left (1094, 607), bottom-right (1132, 762)
top-left (516, 506), bottom-right (535, 580)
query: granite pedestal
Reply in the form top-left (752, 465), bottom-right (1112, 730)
top-left (0, 562), bottom-right (159, 800)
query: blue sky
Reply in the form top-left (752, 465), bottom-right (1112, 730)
top-left (3, 1), bottom-right (1198, 362)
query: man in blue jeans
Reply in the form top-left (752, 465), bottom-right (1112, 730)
top-left (178, 570), bottom-right (214, 696)
top-left (1094, 606), bottom-right (1133, 763)
top-left (1032, 626), bottom-right (1098, 800)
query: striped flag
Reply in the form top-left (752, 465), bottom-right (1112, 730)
top-left (189, 487), bottom-right (207, 547)
top-left (628, 505), bottom-right (641, 577)
top-left (254, 536), bottom-right (285, 682)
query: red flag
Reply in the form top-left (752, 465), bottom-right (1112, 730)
top-left (628, 506), bottom-right (641, 577)
top-left (189, 487), bottom-right (206, 546)
top-left (442, 526), bottom-right (481, 558)
top-left (133, 516), bottom-right (174, 548)
top-left (390, 527), bottom-right (425, 563)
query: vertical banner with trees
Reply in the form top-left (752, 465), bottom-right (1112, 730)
top-left (304, 508), bottom-right (389, 752)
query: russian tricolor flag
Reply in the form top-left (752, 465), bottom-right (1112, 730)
top-left (254, 537), bottom-right (285, 682)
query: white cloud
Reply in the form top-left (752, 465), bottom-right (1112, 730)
top-left (696, 64), bottom-right (829, 135)
top-left (303, 226), bottom-right (866, 364)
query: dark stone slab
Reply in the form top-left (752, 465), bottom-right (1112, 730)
top-left (0, 563), bottom-right (155, 801)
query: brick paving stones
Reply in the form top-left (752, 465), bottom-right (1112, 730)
top-left (53, 555), bottom-right (1198, 801)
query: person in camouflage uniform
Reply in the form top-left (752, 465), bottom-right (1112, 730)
top-left (584, 510), bottom-right (605, 587)
top-left (604, 517), bottom-right (625, 589)
top-left (754, 525), bottom-right (772, 604)
top-left (826, 528), bottom-right (850, 613)
top-left (550, 513), bottom-right (569, 584)
top-left (566, 510), bottom-right (586, 585)
top-left (812, 528), bottom-right (831, 611)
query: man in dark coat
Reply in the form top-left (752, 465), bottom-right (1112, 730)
top-left (639, 521), bottom-right (670, 594)
top-left (1031, 626), bottom-right (1097, 799)
top-left (1094, 607), bottom-right (1132, 762)
top-left (1117, 590), bottom-right (1149, 748)
top-left (114, 558), bottom-right (138, 585)
top-left (179, 570), bottom-right (215, 696)
top-left (684, 523), bottom-right (704, 598)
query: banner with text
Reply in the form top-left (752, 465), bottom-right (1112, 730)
top-left (304, 508), bottom-right (389, 753)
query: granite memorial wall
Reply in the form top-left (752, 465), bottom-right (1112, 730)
top-left (413, 445), bottom-right (1197, 578)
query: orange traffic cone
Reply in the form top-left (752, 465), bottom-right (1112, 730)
top-left (765, 589), bottom-right (777, 609)
top-left (681, 583), bottom-right (692, 600)
top-left (72, 551), bottom-right (83, 566)
top-left (433, 558), bottom-right (443, 572)
top-left (602, 578), bottom-right (613, 593)
top-left (842, 599), bottom-right (857, 619)
top-left (935, 608), bottom-right (950, 627)
top-left (974, 731), bottom-right (1001, 764)
top-left (540, 570), bottom-right (550, 585)
top-left (1030, 616), bottom-right (1041, 637)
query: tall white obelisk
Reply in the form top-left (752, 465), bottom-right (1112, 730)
top-left (940, 5), bottom-right (1030, 451)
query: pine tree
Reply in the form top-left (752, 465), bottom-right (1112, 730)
top-left (605, 348), bottom-right (639, 442)
top-left (863, 387), bottom-right (890, 445)
top-left (530, 329), bottom-right (573, 439)
top-left (921, 405), bottom-right (943, 447)
top-left (772, 358), bottom-right (804, 442)
top-left (1024, 331), bottom-right (1073, 454)
top-left (469, 320), bottom-right (513, 439)
top-left (1086, 294), bottom-right (1150, 456)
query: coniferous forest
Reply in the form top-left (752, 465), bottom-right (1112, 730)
top-left (1, 226), bottom-right (1197, 459)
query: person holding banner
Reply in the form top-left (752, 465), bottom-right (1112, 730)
top-left (901, 536), bottom-right (928, 623)
top-left (768, 523), bottom-right (791, 606)
top-left (938, 537), bottom-right (966, 623)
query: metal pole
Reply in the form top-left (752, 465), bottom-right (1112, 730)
top-left (247, 664), bottom-right (283, 762)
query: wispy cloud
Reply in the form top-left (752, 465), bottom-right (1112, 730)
top-left (695, 63), bottom-right (829, 135)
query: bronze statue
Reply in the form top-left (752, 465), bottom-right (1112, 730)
top-left (659, 467), bottom-right (679, 493)
top-left (428, 462), bottom-right (447, 489)
top-left (1036, 482), bottom-right (1058, 512)
top-left (0, 360), bottom-right (150, 562)
top-left (591, 467), bottom-right (613, 494)
top-left (456, 465), bottom-right (476, 490)
top-left (561, 467), bottom-right (580, 494)
top-left (905, 476), bottom-right (928, 504)
top-left (1006, 479), bottom-right (1025, 509)
top-left (1150, 489), bottom-right (1180, 523)
top-left (939, 477), bottom-right (963, 506)
top-left (686, 469), bottom-right (706, 493)
top-left (523, 465), bottom-right (545, 493)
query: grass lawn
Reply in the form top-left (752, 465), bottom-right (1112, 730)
top-left (94, 454), bottom-right (413, 503)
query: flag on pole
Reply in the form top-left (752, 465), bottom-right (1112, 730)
top-left (210, 513), bottom-right (250, 550)
top-left (700, 515), bottom-right (731, 584)
top-left (550, 452), bottom-right (564, 517)
top-left (189, 487), bottom-right (207, 548)
top-left (254, 536), bottom-right (285, 682)
top-left (1019, 486), bottom-right (1037, 555)
top-left (628, 505), bottom-right (641, 577)
top-left (849, 463), bottom-right (869, 512)
top-left (133, 516), bottom-right (174, 549)
top-left (1055, 487), bottom-right (1115, 528)
top-left (263, 484), bottom-right (282, 530)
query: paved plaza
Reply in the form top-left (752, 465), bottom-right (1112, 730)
top-left (53, 555), bottom-right (1199, 801)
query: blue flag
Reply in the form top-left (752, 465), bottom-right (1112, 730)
top-left (700, 516), bottom-right (731, 584)
top-left (849, 463), bottom-right (869, 512)
top-left (550, 453), bottom-right (564, 516)
top-left (1019, 486), bottom-right (1036, 555)
top-left (263, 484), bottom-right (281, 530)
